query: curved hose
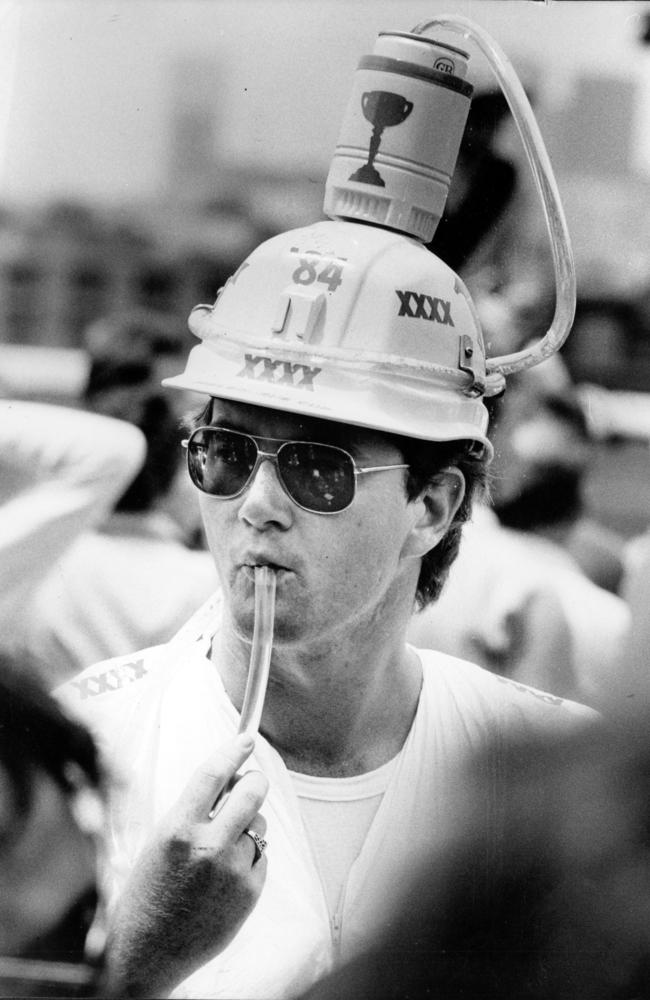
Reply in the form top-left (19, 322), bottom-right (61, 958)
top-left (412, 14), bottom-right (576, 382)
top-left (208, 566), bottom-right (276, 819)
top-left (238, 566), bottom-right (277, 739)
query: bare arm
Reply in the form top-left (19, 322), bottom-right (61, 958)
top-left (105, 734), bottom-right (269, 999)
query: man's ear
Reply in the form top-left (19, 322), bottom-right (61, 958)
top-left (401, 467), bottom-right (466, 560)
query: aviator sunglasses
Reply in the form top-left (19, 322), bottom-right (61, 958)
top-left (183, 426), bottom-right (409, 514)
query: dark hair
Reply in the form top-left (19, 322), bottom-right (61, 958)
top-left (85, 390), bottom-right (181, 512)
top-left (187, 400), bottom-right (488, 611)
top-left (494, 464), bottom-right (583, 530)
top-left (113, 394), bottom-right (181, 513)
top-left (83, 309), bottom-right (184, 397)
top-left (83, 310), bottom-right (185, 512)
top-left (0, 655), bottom-right (102, 818)
top-left (394, 435), bottom-right (488, 609)
top-left (489, 386), bottom-right (590, 531)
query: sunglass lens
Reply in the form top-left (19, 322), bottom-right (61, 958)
top-left (279, 442), bottom-right (355, 512)
top-left (188, 429), bottom-right (256, 497)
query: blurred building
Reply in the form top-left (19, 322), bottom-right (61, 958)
top-left (0, 56), bottom-right (648, 397)
top-left (0, 51), bottom-right (326, 356)
top-left (168, 58), bottom-right (222, 202)
top-left (0, 197), bottom-right (265, 350)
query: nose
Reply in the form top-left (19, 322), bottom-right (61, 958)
top-left (238, 457), bottom-right (294, 530)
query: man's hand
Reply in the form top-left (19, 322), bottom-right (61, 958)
top-left (106, 733), bottom-right (269, 998)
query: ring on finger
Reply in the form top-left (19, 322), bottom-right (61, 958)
top-left (243, 829), bottom-right (267, 864)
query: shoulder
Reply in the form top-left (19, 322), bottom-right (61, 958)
top-left (55, 642), bottom-right (168, 741)
top-left (415, 646), bottom-right (597, 732)
top-left (56, 592), bottom-right (222, 732)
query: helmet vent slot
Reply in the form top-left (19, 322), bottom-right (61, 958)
top-left (329, 187), bottom-right (390, 225)
top-left (407, 207), bottom-right (437, 242)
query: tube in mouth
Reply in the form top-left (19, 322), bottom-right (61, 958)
top-left (207, 566), bottom-right (277, 820)
top-left (237, 565), bottom-right (277, 739)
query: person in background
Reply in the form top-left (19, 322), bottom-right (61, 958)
top-left (465, 278), bottom-right (628, 596)
top-left (300, 708), bottom-right (650, 1000)
top-left (489, 362), bottom-right (626, 595)
top-left (0, 655), bottom-right (107, 998)
top-left (1, 398), bottom-right (145, 669)
top-left (24, 310), bottom-right (218, 683)
top-left (427, 89), bottom-right (517, 275)
top-left (406, 506), bottom-right (579, 700)
top-left (408, 352), bottom-right (632, 714)
top-left (0, 652), bottom-right (269, 999)
top-left (620, 529), bottom-right (650, 700)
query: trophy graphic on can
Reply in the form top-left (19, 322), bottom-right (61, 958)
top-left (349, 91), bottom-right (414, 187)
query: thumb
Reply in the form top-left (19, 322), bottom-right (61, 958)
top-left (174, 733), bottom-right (255, 823)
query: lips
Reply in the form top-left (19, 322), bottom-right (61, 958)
top-left (240, 555), bottom-right (290, 574)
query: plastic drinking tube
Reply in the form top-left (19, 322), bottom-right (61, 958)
top-left (411, 14), bottom-right (577, 389)
top-left (208, 566), bottom-right (276, 819)
top-left (238, 565), bottom-right (277, 739)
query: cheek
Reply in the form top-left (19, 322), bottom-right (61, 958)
top-left (319, 501), bottom-right (410, 596)
top-left (198, 495), bottom-right (232, 557)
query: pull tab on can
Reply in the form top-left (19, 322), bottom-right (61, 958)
top-left (323, 31), bottom-right (473, 242)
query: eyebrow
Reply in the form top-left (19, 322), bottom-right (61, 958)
top-left (206, 405), bottom-right (383, 457)
top-left (207, 416), bottom-right (347, 447)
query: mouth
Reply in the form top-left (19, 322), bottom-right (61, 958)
top-left (240, 559), bottom-right (290, 579)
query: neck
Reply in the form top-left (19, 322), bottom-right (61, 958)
top-left (214, 607), bottom-right (422, 777)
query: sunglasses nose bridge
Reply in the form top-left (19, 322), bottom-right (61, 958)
top-left (251, 443), bottom-right (282, 479)
top-left (243, 444), bottom-right (290, 502)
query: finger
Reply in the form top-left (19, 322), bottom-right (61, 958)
top-left (216, 770), bottom-right (269, 838)
top-left (243, 812), bottom-right (267, 839)
top-left (241, 827), bottom-right (268, 868)
top-left (176, 734), bottom-right (255, 823)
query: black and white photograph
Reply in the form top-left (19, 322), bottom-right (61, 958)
top-left (1, 2), bottom-right (650, 997)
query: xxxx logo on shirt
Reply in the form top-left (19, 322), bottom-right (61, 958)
top-left (396, 290), bottom-right (455, 326)
top-left (236, 354), bottom-right (322, 391)
top-left (71, 658), bottom-right (147, 699)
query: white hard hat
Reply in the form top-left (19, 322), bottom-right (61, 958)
top-left (164, 219), bottom-right (492, 456)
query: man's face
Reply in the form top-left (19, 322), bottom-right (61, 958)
top-left (196, 399), bottom-right (420, 645)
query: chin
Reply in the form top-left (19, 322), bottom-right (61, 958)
top-left (236, 608), bottom-right (305, 648)
top-left (266, 617), bottom-right (303, 645)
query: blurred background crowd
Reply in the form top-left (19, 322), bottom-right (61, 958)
top-left (2, 1), bottom-right (650, 995)
top-left (1, 0), bottom-right (648, 698)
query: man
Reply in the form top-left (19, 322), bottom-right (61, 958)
top-left (59, 216), bottom-right (594, 999)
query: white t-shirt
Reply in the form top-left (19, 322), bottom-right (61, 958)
top-left (291, 758), bottom-right (396, 920)
top-left (58, 594), bottom-right (595, 999)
